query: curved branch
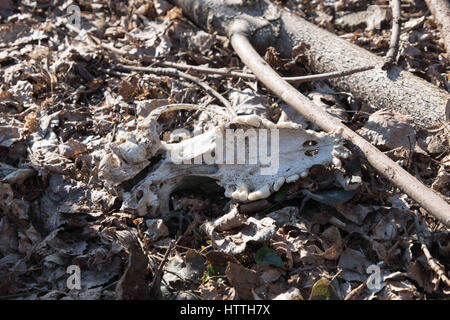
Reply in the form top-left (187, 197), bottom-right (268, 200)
top-left (170, 0), bottom-right (450, 127)
top-left (229, 21), bottom-right (450, 227)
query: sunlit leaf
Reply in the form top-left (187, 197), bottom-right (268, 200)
top-left (309, 279), bottom-right (339, 300)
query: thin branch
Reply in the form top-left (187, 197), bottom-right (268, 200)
top-left (148, 240), bottom-right (176, 299)
top-left (344, 281), bottom-right (367, 300)
top-left (155, 61), bottom-right (254, 79)
top-left (414, 217), bottom-right (450, 288)
top-left (99, 35), bottom-right (373, 83)
top-left (285, 66), bottom-right (374, 83)
top-left (115, 64), bottom-right (236, 117)
top-left (229, 20), bottom-right (450, 227)
top-left (383, 0), bottom-right (402, 69)
top-left (421, 242), bottom-right (450, 288)
top-left (150, 61), bottom-right (374, 83)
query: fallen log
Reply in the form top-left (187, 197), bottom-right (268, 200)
top-left (170, 0), bottom-right (450, 127)
top-left (424, 0), bottom-right (450, 57)
top-left (170, 0), bottom-right (450, 227)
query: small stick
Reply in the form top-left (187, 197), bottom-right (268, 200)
top-left (100, 38), bottom-right (373, 82)
top-left (155, 60), bottom-right (254, 79)
top-left (285, 66), bottom-right (375, 83)
top-left (229, 20), bottom-right (450, 227)
top-left (344, 280), bottom-right (367, 300)
top-left (420, 242), bottom-right (450, 287)
top-left (383, 0), bottom-right (402, 69)
top-left (151, 61), bottom-right (374, 83)
top-left (148, 240), bottom-right (176, 299)
top-left (115, 64), bottom-right (236, 117)
top-left (414, 217), bottom-right (450, 288)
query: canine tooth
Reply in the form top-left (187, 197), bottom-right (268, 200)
top-left (248, 184), bottom-right (271, 201)
top-left (286, 174), bottom-right (300, 183)
top-left (231, 184), bottom-right (249, 201)
top-left (272, 177), bottom-right (285, 192)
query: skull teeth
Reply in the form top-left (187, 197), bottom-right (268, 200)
top-left (272, 177), bottom-right (286, 192)
top-left (231, 184), bottom-right (249, 201)
top-left (286, 174), bottom-right (300, 183)
top-left (248, 184), bottom-right (271, 201)
top-left (332, 157), bottom-right (342, 168)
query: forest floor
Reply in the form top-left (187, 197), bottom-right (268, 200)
top-left (0, 0), bottom-right (449, 300)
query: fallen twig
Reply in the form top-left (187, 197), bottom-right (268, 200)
top-left (102, 39), bottom-right (373, 83)
top-left (420, 242), bottom-right (450, 288)
top-left (115, 64), bottom-right (236, 117)
top-left (148, 240), bottom-right (176, 299)
top-left (424, 0), bottom-right (450, 56)
top-left (414, 217), bottom-right (450, 288)
top-left (383, 0), bottom-right (402, 69)
top-left (285, 66), bottom-right (374, 83)
top-left (344, 280), bottom-right (367, 300)
top-left (154, 61), bottom-right (254, 79)
top-left (229, 20), bottom-right (450, 227)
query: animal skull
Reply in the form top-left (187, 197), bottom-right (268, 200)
top-left (98, 102), bottom-right (352, 217)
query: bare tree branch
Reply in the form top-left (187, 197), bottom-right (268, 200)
top-left (115, 64), bottom-right (236, 117)
top-left (228, 20), bottom-right (450, 227)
